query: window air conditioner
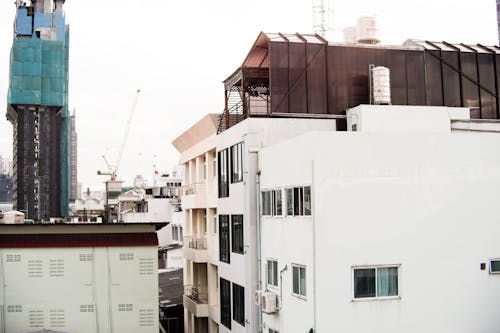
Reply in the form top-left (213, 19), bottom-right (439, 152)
top-left (261, 292), bottom-right (278, 314)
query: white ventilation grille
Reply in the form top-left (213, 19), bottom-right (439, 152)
top-left (49, 259), bottom-right (64, 277)
top-left (139, 258), bottom-right (154, 275)
top-left (28, 260), bottom-right (43, 278)
top-left (79, 253), bottom-right (93, 261)
top-left (49, 309), bottom-right (65, 328)
top-left (29, 310), bottom-right (44, 328)
top-left (118, 304), bottom-right (133, 312)
top-left (139, 309), bottom-right (155, 327)
top-left (80, 304), bottom-right (95, 312)
top-left (7, 305), bottom-right (22, 313)
top-left (119, 253), bottom-right (134, 261)
top-left (6, 254), bottom-right (21, 262)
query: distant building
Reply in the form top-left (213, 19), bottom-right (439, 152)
top-left (0, 223), bottom-right (160, 333)
top-left (0, 174), bottom-right (13, 202)
top-left (70, 110), bottom-right (78, 201)
top-left (6, 0), bottom-right (70, 221)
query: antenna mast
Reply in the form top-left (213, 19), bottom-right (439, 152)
top-left (312, 0), bottom-right (334, 40)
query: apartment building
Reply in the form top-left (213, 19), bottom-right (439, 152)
top-left (175, 32), bottom-right (500, 332)
top-left (173, 114), bottom-right (219, 333)
top-left (257, 105), bottom-right (500, 332)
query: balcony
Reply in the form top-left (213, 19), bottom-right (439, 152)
top-left (183, 285), bottom-right (208, 317)
top-left (181, 182), bottom-right (207, 209)
top-left (183, 236), bottom-right (208, 263)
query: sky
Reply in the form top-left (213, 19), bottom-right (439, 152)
top-left (0, 0), bottom-right (497, 192)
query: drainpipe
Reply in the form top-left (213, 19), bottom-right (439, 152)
top-left (312, 160), bottom-right (317, 332)
top-left (249, 147), bottom-right (262, 333)
top-left (279, 264), bottom-right (288, 332)
top-left (1, 250), bottom-right (6, 333)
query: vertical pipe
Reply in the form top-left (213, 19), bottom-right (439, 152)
top-left (1, 249), bottom-right (6, 333)
top-left (474, 50), bottom-right (483, 118)
top-left (311, 160), bottom-right (317, 332)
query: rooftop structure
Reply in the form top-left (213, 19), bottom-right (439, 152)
top-left (6, 0), bottom-right (70, 221)
top-left (219, 32), bottom-right (500, 133)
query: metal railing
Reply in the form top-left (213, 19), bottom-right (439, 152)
top-left (217, 95), bottom-right (271, 133)
top-left (181, 182), bottom-right (206, 196)
top-left (184, 285), bottom-right (208, 304)
top-left (184, 236), bottom-right (207, 250)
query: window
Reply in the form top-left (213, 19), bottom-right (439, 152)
top-left (219, 215), bottom-right (230, 263)
top-left (220, 278), bottom-right (231, 329)
top-left (218, 149), bottom-right (229, 198)
top-left (262, 189), bottom-right (282, 216)
top-left (490, 259), bottom-right (500, 273)
top-left (353, 266), bottom-right (399, 299)
top-left (231, 215), bottom-right (244, 254)
top-left (213, 215), bottom-right (217, 234)
top-left (269, 329), bottom-right (279, 333)
top-left (286, 186), bottom-right (311, 216)
top-left (231, 142), bottom-right (243, 183)
top-left (292, 265), bottom-right (306, 297)
top-left (267, 259), bottom-right (278, 287)
top-left (232, 283), bottom-right (245, 327)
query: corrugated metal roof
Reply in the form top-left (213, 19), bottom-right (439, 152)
top-left (404, 39), bottom-right (500, 54)
top-left (0, 232), bottom-right (158, 248)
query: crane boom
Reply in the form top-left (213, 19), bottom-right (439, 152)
top-left (115, 89), bottom-right (141, 171)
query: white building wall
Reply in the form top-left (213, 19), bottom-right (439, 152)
top-left (0, 246), bottom-right (158, 333)
top-left (216, 117), bottom-right (336, 333)
top-left (259, 126), bottom-right (500, 332)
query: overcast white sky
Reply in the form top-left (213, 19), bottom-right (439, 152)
top-left (0, 0), bottom-right (497, 191)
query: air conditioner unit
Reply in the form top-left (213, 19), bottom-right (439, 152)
top-left (261, 292), bottom-right (278, 314)
top-left (254, 290), bottom-right (263, 305)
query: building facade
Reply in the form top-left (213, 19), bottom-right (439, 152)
top-left (173, 114), bottom-right (220, 333)
top-left (6, 0), bottom-right (70, 221)
top-left (70, 110), bottom-right (78, 202)
top-left (0, 223), bottom-right (160, 333)
top-left (257, 105), bottom-right (500, 332)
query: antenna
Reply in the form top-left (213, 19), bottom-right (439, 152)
top-left (312, 0), bottom-right (334, 40)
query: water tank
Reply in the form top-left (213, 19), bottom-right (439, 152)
top-left (342, 26), bottom-right (357, 44)
top-left (371, 66), bottom-right (391, 105)
top-left (356, 16), bottom-right (380, 44)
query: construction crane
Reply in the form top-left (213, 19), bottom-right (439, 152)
top-left (97, 89), bottom-right (141, 181)
top-left (312, 0), bottom-right (334, 40)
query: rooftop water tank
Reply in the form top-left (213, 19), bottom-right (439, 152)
top-left (356, 16), bottom-right (380, 44)
top-left (371, 66), bottom-right (391, 105)
top-left (343, 26), bottom-right (357, 44)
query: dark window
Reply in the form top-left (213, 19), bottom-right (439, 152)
top-left (490, 259), bottom-right (500, 273)
top-left (292, 265), bottom-right (306, 297)
top-left (220, 278), bottom-right (231, 329)
top-left (218, 149), bottom-right (229, 198)
top-left (286, 186), bottom-right (311, 216)
top-left (353, 266), bottom-right (399, 299)
top-left (232, 283), bottom-right (245, 327)
top-left (231, 215), bottom-right (244, 254)
top-left (267, 259), bottom-right (278, 287)
top-left (231, 142), bottom-right (243, 183)
top-left (219, 215), bottom-right (230, 263)
top-left (262, 189), bottom-right (282, 216)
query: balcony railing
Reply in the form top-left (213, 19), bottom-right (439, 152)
top-left (184, 236), bottom-right (207, 250)
top-left (184, 285), bottom-right (208, 304)
top-left (182, 182), bottom-right (206, 196)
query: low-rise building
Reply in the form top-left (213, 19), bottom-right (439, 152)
top-left (0, 223), bottom-right (161, 333)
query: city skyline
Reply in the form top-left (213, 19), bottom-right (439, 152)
top-left (0, 0), bottom-right (497, 191)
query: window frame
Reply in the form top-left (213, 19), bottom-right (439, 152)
top-left (261, 189), bottom-right (283, 217)
top-left (231, 215), bottom-right (244, 254)
top-left (489, 258), bottom-right (500, 274)
top-left (218, 149), bottom-right (229, 198)
top-left (285, 186), bottom-right (311, 217)
top-left (291, 264), bottom-right (307, 299)
top-left (232, 282), bottom-right (245, 327)
top-left (351, 264), bottom-right (401, 301)
top-left (219, 215), bottom-right (230, 263)
top-left (267, 259), bottom-right (278, 288)
top-left (230, 142), bottom-right (244, 184)
top-left (220, 277), bottom-right (231, 329)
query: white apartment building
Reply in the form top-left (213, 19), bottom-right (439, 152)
top-left (258, 105), bottom-right (500, 333)
top-left (0, 223), bottom-right (160, 333)
top-left (173, 114), bottom-right (220, 333)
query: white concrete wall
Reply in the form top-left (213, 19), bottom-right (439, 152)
top-left (259, 129), bottom-right (500, 332)
top-left (122, 198), bottom-right (172, 224)
top-left (0, 246), bottom-right (158, 333)
top-left (216, 117), bottom-right (336, 333)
